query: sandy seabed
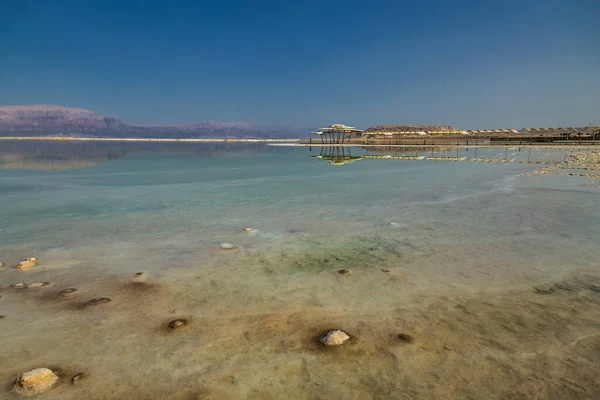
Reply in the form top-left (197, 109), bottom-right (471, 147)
top-left (1, 254), bottom-right (599, 400)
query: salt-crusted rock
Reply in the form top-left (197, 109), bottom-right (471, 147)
top-left (219, 243), bottom-right (236, 250)
top-left (243, 227), bottom-right (255, 232)
top-left (15, 258), bottom-right (37, 270)
top-left (130, 272), bottom-right (148, 283)
top-left (58, 288), bottom-right (78, 298)
top-left (85, 297), bottom-right (112, 306)
top-left (12, 368), bottom-right (59, 397)
top-left (26, 282), bottom-right (50, 289)
top-left (320, 330), bottom-right (350, 346)
top-left (71, 373), bottom-right (85, 384)
top-left (168, 319), bottom-right (189, 330)
top-left (398, 333), bottom-right (414, 343)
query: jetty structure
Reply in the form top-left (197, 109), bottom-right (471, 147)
top-left (300, 123), bottom-right (600, 147)
top-left (311, 124), bottom-right (364, 144)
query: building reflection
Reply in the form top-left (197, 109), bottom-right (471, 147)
top-left (311, 147), bottom-right (363, 165)
top-left (309, 145), bottom-right (567, 165)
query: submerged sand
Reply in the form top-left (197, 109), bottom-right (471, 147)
top-left (1, 258), bottom-right (599, 400)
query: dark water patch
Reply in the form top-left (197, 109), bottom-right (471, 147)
top-left (0, 181), bottom-right (46, 194)
top-left (533, 276), bottom-right (600, 296)
top-left (258, 236), bottom-right (409, 275)
top-left (585, 284), bottom-right (600, 293)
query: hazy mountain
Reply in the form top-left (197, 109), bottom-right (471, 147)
top-left (0, 105), bottom-right (305, 138)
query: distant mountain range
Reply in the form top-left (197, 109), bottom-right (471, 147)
top-left (0, 105), bottom-right (306, 138)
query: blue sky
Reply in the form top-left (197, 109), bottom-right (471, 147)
top-left (1, 0), bottom-right (598, 129)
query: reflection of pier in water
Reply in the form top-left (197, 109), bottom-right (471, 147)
top-left (364, 146), bottom-right (438, 160)
top-left (365, 146), bottom-right (467, 161)
top-left (311, 146), bottom-right (570, 165)
top-left (311, 147), bottom-right (363, 165)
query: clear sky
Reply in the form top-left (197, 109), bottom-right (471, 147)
top-left (1, 0), bottom-right (598, 129)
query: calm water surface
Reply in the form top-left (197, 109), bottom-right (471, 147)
top-left (1, 142), bottom-right (599, 399)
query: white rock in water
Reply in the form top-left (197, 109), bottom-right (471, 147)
top-left (320, 330), bottom-right (350, 346)
top-left (243, 227), bottom-right (255, 232)
top-left (219, 243), bottom-right (235, 250)
top-left (15, 258), bottom-right (37, 270)
top-left (13, 368), bottom-right (59, 397)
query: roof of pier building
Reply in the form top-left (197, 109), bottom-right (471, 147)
top-left (311, 124), bottom-right (364, 135)
top-left (363, 125), bottom-right (465, 136)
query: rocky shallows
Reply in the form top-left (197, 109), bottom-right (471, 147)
top-left (560, 149), bottom-right (600, 187)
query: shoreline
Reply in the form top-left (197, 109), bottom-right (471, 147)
top-left (1, 136), bottom-right (599, 148)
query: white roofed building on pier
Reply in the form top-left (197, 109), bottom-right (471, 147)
top-left (311, 124), bottom-right (364, 144)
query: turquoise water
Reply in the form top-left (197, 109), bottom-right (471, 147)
top-left (1, 142), bottom-right (600, 399)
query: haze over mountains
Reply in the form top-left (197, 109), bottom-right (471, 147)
top-left (0, 105), bottom-right (305, 138)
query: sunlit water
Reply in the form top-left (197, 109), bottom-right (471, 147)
top-left (1, 142), bottom-right (599, 399)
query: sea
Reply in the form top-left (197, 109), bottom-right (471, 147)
top-left (1, 141), bottom-right (599, 399)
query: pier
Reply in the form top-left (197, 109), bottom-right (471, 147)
top-left (311, 124), bottom-right (364, 144)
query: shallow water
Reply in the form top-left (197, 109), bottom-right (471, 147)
top-left (1, 142), bottom-right (599, 399)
